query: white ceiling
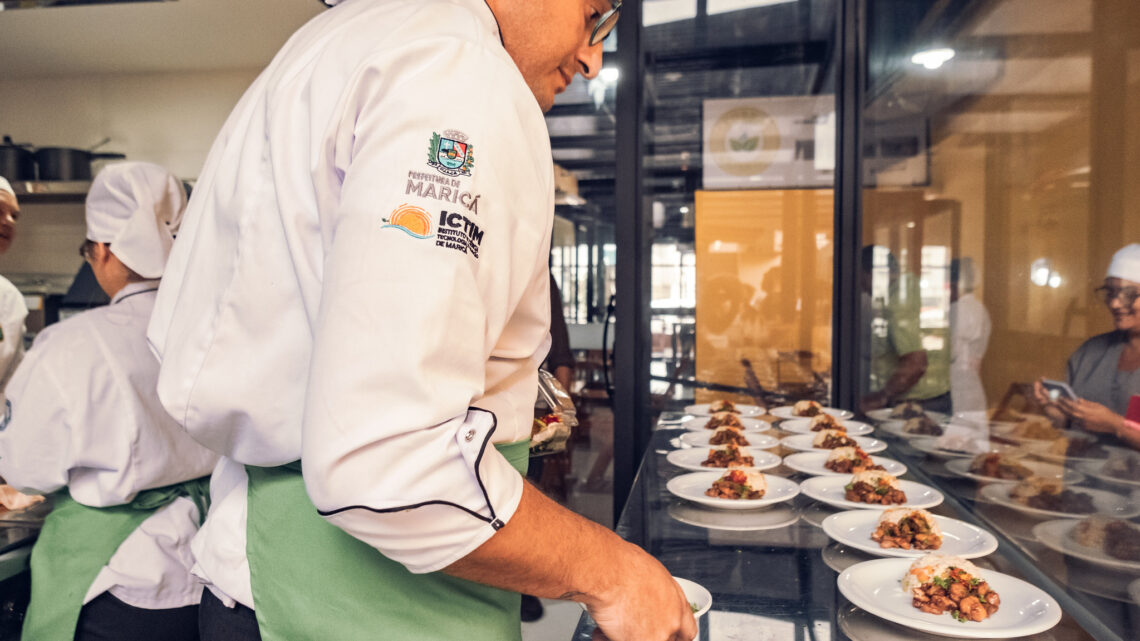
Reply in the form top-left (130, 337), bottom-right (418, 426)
top-left (0, 0), bottom-right (326, 79)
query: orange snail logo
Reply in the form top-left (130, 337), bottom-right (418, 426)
top-left (382, 204), bottom-right (434, 239)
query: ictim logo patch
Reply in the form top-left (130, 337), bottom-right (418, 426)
top-left (427, 129), bottom-right (475, 177)
top-left (381, 204), bottom-right (434, 239)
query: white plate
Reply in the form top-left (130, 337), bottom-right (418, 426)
top-left (866, 409), bottom-right (948, 424)
top-left (1075, 456), bottom-right (1140, 489)
top-left (665, 448), bottom-right (782, 472)
top-left (679, 431), bottom-right (780, 449)
top-left (666, 471), bottom-right (800, 510)
top-left (999, 427), bottom-right (1086, 444)
top-left (978, 483), bottom-right (1140, 519)
top-left (667, 502), bottom-right (799, 531)
top-left (1032, 519), bottom-right (1140, 572)
top-left (800, 476), bottom-right (944, 511)
top-left (782, 451), bottom-right (907, 478)
top-left (822, 510), bottom-right (998, 559)
top-left (779, 418), bottom-right (874, 436)
top-left (837, 558), bottom-right (1062, 638)
top-left (944, 458), bottom-right (1085, 485)
top-left (781, 433), bottom-right (888, 454)
top-left (678, 415), bottom-right (770, 432)
top-left (684, 403), bottom-right (764, 417)
top-left (770, 405), bottom-right (854, 420)
top-left (1025, 441), bottom-right (1126, 465)
top-left (908, 436), bottom-right (1020, 460)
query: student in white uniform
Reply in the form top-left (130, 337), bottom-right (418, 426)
top-left (0, 177), bottom-right (28, 407)
top-left (148, 1), bottom-right (696, 640)
top-left (0, 162), bottom-right (219, 641)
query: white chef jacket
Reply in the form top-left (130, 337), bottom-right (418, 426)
top-left (148, 0), bottom-right (553, 608)
top-left (0, 281), bottom-right (220, 609)
top-left (0, 275), bottom-right (27, 405)
top-left (950, 293), bottom-right (992, 421)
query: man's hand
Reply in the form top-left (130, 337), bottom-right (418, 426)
top-left (585, 543), bottom-right (696, 641)
top-left (1056, 397), bottom-right (1124, 435)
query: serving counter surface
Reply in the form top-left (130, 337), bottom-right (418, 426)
top-left (573, 413), bottom-right (1139, 641)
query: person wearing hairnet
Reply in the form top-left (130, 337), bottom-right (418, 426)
top-left (1034, 244), bottom-right (1140, 450)
top-left (0, 163), bottom-right (218, 641)
top-left (0, 177), bottom-right (28, 408)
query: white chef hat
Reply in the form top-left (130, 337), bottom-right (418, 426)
top-left (85, 162), bottom-right (186, 279)
top-left (1107, 244), bottom-right (1140, 284)
top-left (0, 176), bottom-right (13, 197)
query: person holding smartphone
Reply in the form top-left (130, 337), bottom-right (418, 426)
top-left (1034, 244), bottom-right (1140, 450)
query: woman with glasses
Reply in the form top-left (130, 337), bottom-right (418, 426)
top-left (1034, 244), bottom-right (1140, 449)
top-left (0, 163), bottom-right (218, 640)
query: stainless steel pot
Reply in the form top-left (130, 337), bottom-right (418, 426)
top-left (0, 136), bottom-right (36, 181)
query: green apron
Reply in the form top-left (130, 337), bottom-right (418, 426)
top-left (246, 440), bottom-right (530, 641)
top-left (22, 479), bottom-right (211, 641)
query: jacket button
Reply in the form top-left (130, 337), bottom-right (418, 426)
top-left (464, 429), bottom-right (476, 442)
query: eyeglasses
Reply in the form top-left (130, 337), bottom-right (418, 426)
top-left (1095, 285), bottom-right (1140, 307)
top-left (589, 1), bottom-right (621, 46)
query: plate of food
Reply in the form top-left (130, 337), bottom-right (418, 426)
top-left (665, 446), bottom-right (782, 472)
top-left (1076, 452), bottom-right (1140, 488)
top-left (908, 436), bottom-right (1020, 460)
top-left (1032, 516), bottom-right (1140, 572)
top-left (979, 478), bottom-right (1140, 519)
top-left (680, 430), bottom-right (779, 449)
top-left (822, 509), bottom-right (998, 559)
top-left (837, 556), bottom-right (1061, 637)
top-left (1021, 435), bottom-right (1118, 464)
top-left (865, 403), bottom-right (948, 424)
top-left (781, 431), bottom-right (888, 454)
top-left (800, 473), bottom-right (944, 510)
top-left (678, 413), bottom-right (770, 433)
top-left (878, 415), bottom-right (947, 439)
top-left (666, 470), bottom-right (799, 510)
top-left (667, 502), bottom-right (799, 531)
top-left (783, 449), bottom-right (907, 477)
top-left (769, 401), bottom-right (854, 420)
top-left (992, 416), bottom-right (1065, 442)
top-left (684, 400), bottom-right (765, 417)
top-left (779, 416), bottom-right (874, 436)
top-left (944, 454), bottom-right (1085, 485)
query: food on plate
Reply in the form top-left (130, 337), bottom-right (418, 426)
top-left (793, 400), bottom-right (823, 417)
top-left (845, 470), bottom-right (907, 505)
top-left (889, 401), bottom-right (926, 419)
top-left (705, 469), bottom-right (767, 500)
top-left (708, 426), bottom-right (749, 446)
top-left (825, 446), bottom-right (884, 474)
top-left (1102, 453), bottom-right (1140, 482)
top-left (810, 413), bottom-right (841, 431)
top-left (967, 453), bottom-right (1033, 480)
top-left (902, 555), bottom-right (1000, 622)
top-left (1072, 515), bottom-right (1140, 562)
top-left (705, 412), bottom-right (744, 430)
top-left (701, 443), bottom-right (755, 468)
top-left (872, 508), bottom-right (943, 550)
top-left (1010, 476), bottom-right (1095, 514)
top-left (903, 415), bottom-right (943, 436)
top-left (0, 485), bottom-right (45, 511)
top-left (707, 399), bottom-right (739, 414)
top-left (1008, 416), bottom-right (1061, 441)
top-left (813, 429), bottom-right (858, 450)
top-left (530, 413), bottom-right (569, 453)
top-left (1048, 435), bottom-right (1108, 459)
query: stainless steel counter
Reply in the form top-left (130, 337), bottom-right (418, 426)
top-left (573, 417), bottom-right (1139, 640)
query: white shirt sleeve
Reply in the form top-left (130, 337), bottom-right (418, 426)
top-left (301, 39), bottom-right (553, 574)
top-left (0, 277), bottom-right (28, 397)
top-left (0, 330), bottom-right (73, 494)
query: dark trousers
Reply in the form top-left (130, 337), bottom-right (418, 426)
top-left (198, 588), bottom-right (261, 641)
top-left (74, 592), bottom-right (199, 641)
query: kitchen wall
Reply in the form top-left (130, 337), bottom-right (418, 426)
top-left (0, 68), bottom-right (260, 277)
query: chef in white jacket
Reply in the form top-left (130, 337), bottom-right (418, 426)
top-left (0, 177), bottom-right (28, 407)
top-left (0, 162), bottom-right (218, 641)
top-left (148, 1), bottom-right (695, 640)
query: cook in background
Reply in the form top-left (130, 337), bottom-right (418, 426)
top-left (860, 245), bottom-right (951, 415)
top-left (0, 176), bottom-right (27, 409)
top-left (1034, 243), bottom-right (1140, 450)
top-left (147, 1), bottom-right (695, 641)
top-left (0, 162), bottom-right (219, 641)
top-left (948, 257), bottom-right (991, 423)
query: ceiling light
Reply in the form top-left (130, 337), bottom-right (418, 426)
top-left (910, 48), bottom-right (955, 70)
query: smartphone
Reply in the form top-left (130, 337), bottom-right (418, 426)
top-left (1042, 379), bottom-right (1078, 402)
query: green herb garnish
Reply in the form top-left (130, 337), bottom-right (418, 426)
top-left (875, 486), bottom-right (889, 495)
top-left (690, 602), bottom-right (700, 613)
top-left (844, 483), bottom-right (854, 491)
top-left (951, 610), bottom-right (967, 623)
top-left (931, 576), bottom-right (951, 590)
